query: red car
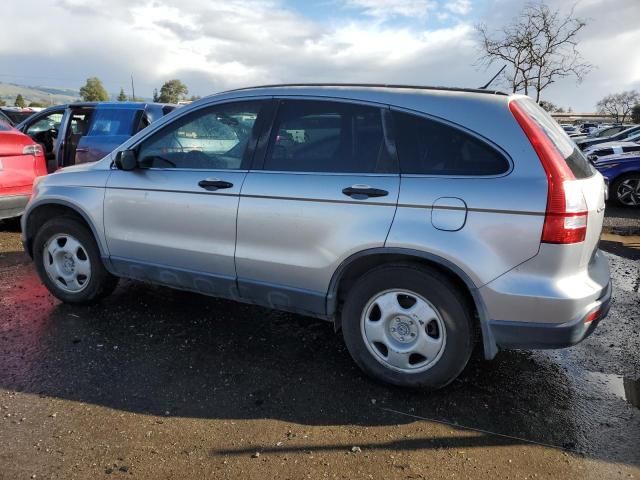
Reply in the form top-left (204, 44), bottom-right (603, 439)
top-left (0, 120), bottom-right (47, 221)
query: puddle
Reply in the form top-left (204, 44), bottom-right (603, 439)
top-left (623, 377), bottom-right (640, 409)
top-left (587, 371), bottom-right (640, 409)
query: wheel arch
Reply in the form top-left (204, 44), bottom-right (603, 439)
top-left (327, 248), bottom-right (498, 359)
top-left (24, 200), bottom-right (106, 259)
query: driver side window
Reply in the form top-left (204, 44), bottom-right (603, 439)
top-left (137, 101), bottom-right (261, 170)
top-left (26, 112), bottom-right (63, 135)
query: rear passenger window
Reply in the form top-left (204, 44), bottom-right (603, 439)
top-left (393, 111), bottom-right (509, 176)
top-left (263, 100), bottom-right (392, 173)
top-left (88, 109), bottom-right (138, 136)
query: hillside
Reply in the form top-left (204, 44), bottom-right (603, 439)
top-left (0, 82), bottom-right (80, 106)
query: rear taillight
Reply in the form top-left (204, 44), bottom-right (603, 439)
top-left (509, 100), bottom-right (587, 244)
top-left (23, 144), bottom-right (43, 156)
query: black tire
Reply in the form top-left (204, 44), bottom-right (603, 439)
top-left (610, 174), bottom-right (640, 207)
top-left (33, 216), bottom-right (118, 304)
top-left (341, 264), bottom-right (474, 389)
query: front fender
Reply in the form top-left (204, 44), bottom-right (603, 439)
top-left (22, 185), bottom-right (108, 257)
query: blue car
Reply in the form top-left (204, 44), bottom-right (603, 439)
top-left (594, 152), bottom-right (640, 207)
top-left (16, 102), bottom-right (175, 173)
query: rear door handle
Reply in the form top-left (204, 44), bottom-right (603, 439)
top-left (198, 178), bottom-right (234, 191)
top-left (342, 185), bottom-right (389, 199)
top-left (75, 148), bottom-right (88, 153)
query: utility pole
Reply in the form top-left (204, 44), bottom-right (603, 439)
top-left (130, 75), bottom-right (136, 101)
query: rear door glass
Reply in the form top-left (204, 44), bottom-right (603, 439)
top-left (517, 98), bottom-right (595, 179)
top-left (263, 100), bottom-right (392, 173)
top-left (88, 109), bottom-right (138, 136)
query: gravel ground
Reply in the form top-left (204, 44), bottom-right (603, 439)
top-left (0, 215), bottom-right (638, 479)
top-left (603, 206), bottom-right (640, 233)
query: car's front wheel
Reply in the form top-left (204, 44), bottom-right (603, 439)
top-left (33, 217), bottom-right (118, 304)
top-left (341, 264), bottom-right (474, 389)
top-left (611, 174), bottom-right (640, 207)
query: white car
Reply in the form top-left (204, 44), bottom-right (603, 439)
top-left (583, 136), bottom-right (640, 159)
top-left (560, 124), bottom-right (580, 135)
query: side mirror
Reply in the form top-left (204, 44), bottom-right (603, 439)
top-left (115, 150), bottom-right (137, 171)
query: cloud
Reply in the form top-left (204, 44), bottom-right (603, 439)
top-left (0, 0), bottom-right (637, 111)
top-left (445, 0), bottom-right (471, 15)
top-left (344, 0), bottom-right (438, 19)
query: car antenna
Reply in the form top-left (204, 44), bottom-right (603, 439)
top-left (479, 65), bottom-right (506, 90)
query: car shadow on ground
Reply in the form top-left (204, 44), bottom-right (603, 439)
top-left (2, 218), bottom-right (639, 467)
top-left (3, 268), bottom-right (639, 468)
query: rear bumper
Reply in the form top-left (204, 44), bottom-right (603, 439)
top-left (478, 246), bottom-right (611, 355)
top-left (0, 194), bottom-right (29, 221)
top-left (488, 281), bottom-right (612, 349)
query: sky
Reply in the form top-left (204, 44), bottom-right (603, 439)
top-left (0, 0), bottom-right (638, 111)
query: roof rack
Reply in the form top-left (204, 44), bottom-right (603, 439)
top-left (222, 83), bottom-right (508, 96)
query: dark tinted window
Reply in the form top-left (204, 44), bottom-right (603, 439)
top-left (0, 109), bottom-right (33, 125)
top-left (393, 111), bottom-right (509, 175)
top-left (138, 101), bottom-right (260, 170)
top-left (263, 100), bottom-right (391, 173)
top-left (617, 126), bottom-right (640, 140)
top-left (596, 148), bottom-right (615, 157)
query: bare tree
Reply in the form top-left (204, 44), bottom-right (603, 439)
top-left (596, 90), bottom-right (640, 123)
top-left (476, 19), bottom-right (533, 94)
top-left (477, 2), bottom-right (592, 101)
top-left (539, 100), bottom-right (564, 113)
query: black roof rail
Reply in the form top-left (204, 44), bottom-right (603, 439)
top-left (220, 83), bottom-right (508, 96)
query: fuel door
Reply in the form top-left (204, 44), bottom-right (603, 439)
top-left (431, 197), bottom-right (467, 231)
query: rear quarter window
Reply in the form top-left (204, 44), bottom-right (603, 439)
top-left (392, 111), bottom-right (509, 176)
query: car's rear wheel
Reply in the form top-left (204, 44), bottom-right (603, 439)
top-left (611, 174), bottom-right (640, 207)
top-left (33, 217), bottom-right (118, 304)
top-left (341, 264), bottom-right (474, 389)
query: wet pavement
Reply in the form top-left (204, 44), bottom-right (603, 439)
top-left (0, 221), bottom-right (639, 479)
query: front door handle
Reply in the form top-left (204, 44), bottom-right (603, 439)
top-left (75, 148), bottom-right (88, 153)
top-left (342, 185), bottom-right (389, 199)
top-left (198, 178), bottom-right (234, 191)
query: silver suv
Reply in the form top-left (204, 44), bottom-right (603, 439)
top-left (21, 85), bottom-right (611, 388)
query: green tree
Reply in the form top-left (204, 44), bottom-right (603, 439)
top-left (28, 101), bottom-right (47, 108)
top-left (0, 98), bottom-right (6, 107)
top-left (79, 77), bottom-right (109, 102)
top-left (14, 94), bottom-right (26, 108)
top-left (631, 104), bottom-right (640, 124)
top-left (152, 88), bottom-right (159, 102)
top-left (157, 79), bottom-right (188, 103)
top-left (117, 88), bottom-right (128, 101)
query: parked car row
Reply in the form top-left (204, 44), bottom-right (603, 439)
top-left (0, 107), bottom-right (38, 126)
top-left (0, 101), bottom-right (175, 221)
top-left (0, 121), bottom-right (47, 221)
top-left (569, 123), bottom-right (640, 207)
top-left (16, 102), bottom-right (175, 173)
top-left (594, 152), bottom-right (640, 207)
